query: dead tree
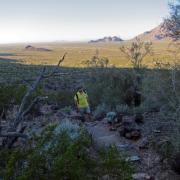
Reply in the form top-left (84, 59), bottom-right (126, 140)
top-left (120, 38), bottom-right (152, 69)
top-left (1, 53), bottom-right (67, 148)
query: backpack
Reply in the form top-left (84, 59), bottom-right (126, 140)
top-left (75, 93), bottom-right (79, 104)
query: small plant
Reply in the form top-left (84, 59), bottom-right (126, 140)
top-left (151, 137), bottom-right (174, 160)
top-left (47, 90), bottom-right (74, 106)
top-left (60, 106), bottom-right (71, 114)
top-left (116, 104), bottom-right (131, 115)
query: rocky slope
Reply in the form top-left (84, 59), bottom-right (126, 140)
top-left (133, 23), bottom-right (172, 42)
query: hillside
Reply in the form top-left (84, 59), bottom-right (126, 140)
top-left (133, 23), bottom-right (172, 42)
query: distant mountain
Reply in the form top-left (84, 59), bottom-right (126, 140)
top-left (25, 45), bottom-right (52, 52)
top-left (89, 36), bottom-right (123, 43)
top-left (133, 23), bottom-right (172, 42)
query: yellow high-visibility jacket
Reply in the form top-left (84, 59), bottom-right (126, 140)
top-left (74, 91), bottom-right (89, 108)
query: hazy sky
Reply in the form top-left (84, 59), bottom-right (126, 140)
top-left (0, 0), bottom-right (173, 43)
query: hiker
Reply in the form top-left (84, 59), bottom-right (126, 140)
top-left (74, 86), bottom-right (91, 122)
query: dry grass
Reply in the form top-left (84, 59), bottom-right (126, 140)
top-left (0, 41), bottom-right (179, 68)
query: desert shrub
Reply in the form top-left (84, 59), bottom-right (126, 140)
top-left (82, 49), bottom-right (109, 68)
top-left (86, 69), bottom-right (135, 108)
top-left (0, 121), bottom-right (134, 180)
top-left (93, 103), bottom-right (111, 119)
top-left (151, 137), bottom-right (174, 160)
top-left (0, 84), bottom-right (27, 115)
top-left (142, 66), bottom-right (180, 119)
top-left (98, 146), bottom-right (134, 180)
top-left (142, 64), bottom-right (180, 158)
top-left (115, 104), bottom-right (132, 115)
top-left (0, 82), bottom-right (75, 117)
top-left (60, 106), bottom-right (72, 114)
top-left (120, 38), bottom-right (153, 69)
top-left (47, 90), bottom-right (74, 106)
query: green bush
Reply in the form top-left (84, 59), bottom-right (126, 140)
top-left (93, 103), bottom-right (111, 119)
top-left (151, 137), bottom-right (174, 160)
top-left (98, 146), bottom-right (134, 180)
top-left (0, 84), bottom-right (26, 114)
top-left (0, 121), bottom-right (134, 180)
top-left (142, 65), bottom-right (180, 159)
top-left (86, 69), bottom-right (134, 108)
top-left (47, 90), bottom-right (74, 106)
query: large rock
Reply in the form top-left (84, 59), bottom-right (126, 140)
top-left (118, 117), bottom-right (141, 140)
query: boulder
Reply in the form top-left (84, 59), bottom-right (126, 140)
top-left (118, 117), bottom-right (141, 140)
top-left (124, 130), bottom-right (141, 140)
top-left (130, 130), bottom-right (141, 140)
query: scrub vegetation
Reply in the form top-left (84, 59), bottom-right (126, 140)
top-left (0, 0), bottom-right (179, 179)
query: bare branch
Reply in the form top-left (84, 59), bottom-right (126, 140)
top-left (12, 67), bottom-right (46, 130)
top-left (3, 54), bottom-right (67, 148)
top-left (22, 96), bottom-right (48, 117)
top-left (120, 38), bottom-right (152, 69)
top-left (43, 52), bottom-right (67, 78)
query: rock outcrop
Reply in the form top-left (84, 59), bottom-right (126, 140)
top-left (25, 45), bottom-right (52, 52)
top-left (89, 36), bottom-right (123, 43)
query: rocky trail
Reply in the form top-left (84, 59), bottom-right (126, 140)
top-left (85, 118), bottom-right (179, 180)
